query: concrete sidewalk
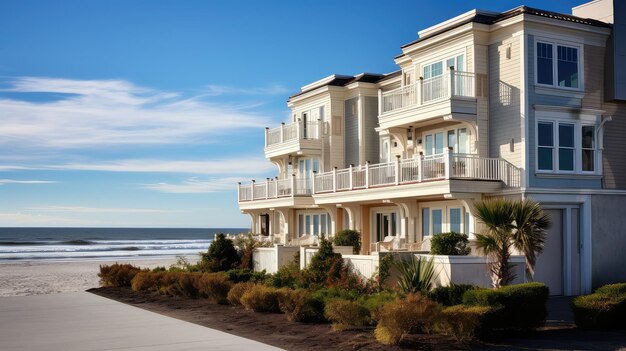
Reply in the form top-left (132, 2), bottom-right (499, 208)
top-left (0, 292), bottom-right (284, 351)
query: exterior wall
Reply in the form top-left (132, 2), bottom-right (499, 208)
top-left (344, 97), bottom-right (359, 167)
top-left (330, 98), bottom-right (345, 169)
top-left (474, 42), bottom-right (490, 157)
top-left (488, 33), bottom-right (523, 168)
top-left (602, 102), bottom-right (626, 189)
top-left (363, 96), bottom-right (380, 164)
top-left (591, 194), bottom-right (626, 288)
top-left (526, 35), bottom-right (602, 189)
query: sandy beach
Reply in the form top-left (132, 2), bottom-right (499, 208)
top-left (0, 255), bottom-right (199, 297)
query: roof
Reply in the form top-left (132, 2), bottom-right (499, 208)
top-left (398, 6), bottom-right (611, 52)
top-left (288, 72), bottom-right (398, 100)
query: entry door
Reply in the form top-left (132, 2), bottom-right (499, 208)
top-left (375, 213), bottom-right (397, 242)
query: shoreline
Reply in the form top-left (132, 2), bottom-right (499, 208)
top-left (0, 255), bottom-right (200, 297)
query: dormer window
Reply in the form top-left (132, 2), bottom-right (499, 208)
top-left (536, 41), bottom-right (581, 89)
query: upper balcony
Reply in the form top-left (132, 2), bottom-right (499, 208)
top-left (264, 119), bottom-right (323, 159)
top-left (378, 70), bottom-right (484, 130)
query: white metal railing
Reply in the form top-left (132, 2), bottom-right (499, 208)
top-left (238, 176), bottom-right (313, 202)
top-left (265, 119), bottom-right (322, 147)
top-left (239, 153), bottom-right (522, 202)
top-left (381, 70), bottom-right (478, 114)
top-left (307, 152), bottom-right (521, 196)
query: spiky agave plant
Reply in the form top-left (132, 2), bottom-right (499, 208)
top-left (395, 256), bottom-right (435, 294)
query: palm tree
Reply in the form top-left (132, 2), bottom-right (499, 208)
top-left (473, 198), bottom-right (551, 288)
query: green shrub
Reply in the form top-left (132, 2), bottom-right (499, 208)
top-left (428, 284), bottom-right (479, 306)
top-left (99, 263), bottom-right (143, 287)
top-left (374, 294), bottom-right (441, 345)
top-left (358, 292), bottom-right (398, 321)
top-left (438, 305), bottom-right (497, 342)
top-left (200, 233), bottom-right (240, 272)
top-left (305, 235), bottom-right (344, 287)
top-left (430, 232), bottom-right (471, 256)
top-left (172, 272), bottom-right (201, 298)
top-left (463, 282), bottom-right (549, 331)
top-left (311, 287), bottom-right (360, 305)
top-left (279, 289), bottom-right (326, 323)
top-left (131, 271), bottom-right (161, 291)
top-left (266, 261), bottom-right (302, 288)
top-left (227, 282), bottom-right (256, 305)
top-left (571, 283), bottom-right (626, 330)
top-left (196, 273), bottom-right (232, 304)
top-left (233, 233), bottom-right (273, 270)
top-left (225, 268), bottom-right (267, 283)
top-left (325, 299), bottom-right (371, 331)
top-left (395, 256), bottom-right (435, 294)
top-left (240, 285), bottom-right (286, 313)
top-left (333, 229), bottom-right (361, 254)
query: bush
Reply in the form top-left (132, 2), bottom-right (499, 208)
top-left (170, 272), bottom-right (201, 298)
top-left (227, 282), bottom-right (256, 305)
top-left (266, 261), bottom-right (302, 288)
top-left (99, 263), bottom-right (143, 288)
top-left (374, 294), bottom-right (441, 345)
top-left (395, 256), bottom-right (435, 294)
top-left (197, 273), bottom-right (232, 304)
top-left (200, 233), bottom-right (240, 272)
top-left (305, 235), bottom-right (344, 287)
top-left (325, 299), bottom-right (371, 331)
top-left (463, 282), bottom-right (549, 331)
top-left (430, 232), bottom-right (471, 256)
top-left (311, 287), bottom-right (360, 305)
top-left (438, 305), bottom-right (497, 342)
top-left (225, 268), bottom-right (267, 283)
top-left (240, 285), bottom-right (286, 313)
top-left (279, 289), bottom-right (326, 323)
top-left (131, 271), bottom-right (161, 291)
top-left (571, 283), bottom-right (626, 330)
top-left (233, 233), bottom-right (272, 270)
top-left (333, 229), bottom-right (361, 254)
top-left (428, 284), bottom-right (479, 306)
top-left (358, 292), bottom-right (398, 321)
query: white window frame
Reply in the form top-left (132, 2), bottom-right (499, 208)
top-left (370, 207), bottom-right (399, 243)
top-left (420, 52), bottom-right (467, 77)
top-left (297, 210), bottom-right (331, 237)
top-left (420, 202), bottom-right (468, 237)
top-left (534, 38), bottom-right (583, 91)
top-left (297, 157), bottom-right (321, 179)
top-left (422, 126), bottom-right (472, 157)
top-left (535, 118), bottom-right (599, 175)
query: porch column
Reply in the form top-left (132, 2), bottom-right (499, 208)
top-left (394, 201), bottom-right (418, 244)
top-left (320, 205), bottom-right (338, 237)
top-left (276, 208), bottom-right (290, 244)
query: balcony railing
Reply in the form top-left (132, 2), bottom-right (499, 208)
top-left (380, 69), bottom-right (477, 115)
top-left (265, 119), bottom-right (322, 148)
top-left (313, 152), bottom-right (521, 193)
top-left (238, 153), bottom-right (521, 202)
top-left (238, 175), bottom-right (313, 202)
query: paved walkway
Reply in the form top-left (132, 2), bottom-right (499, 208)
top-left (0, 292), bottom-right (284, 351)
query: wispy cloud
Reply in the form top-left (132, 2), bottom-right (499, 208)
top-left (142, 177), bottom-right (241, 193)
top-left (0, 212), bottom-right (93, 226)
top-left (0, 77), bottom-right (276, 150)
top-left (0, 157), bottom-right (275, 175)
top-left (0, 179), bottom-right (57, 185)
top-left (26, 206), bottom-right (184, 214)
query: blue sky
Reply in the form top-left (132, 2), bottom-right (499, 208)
top-left (0, 0), bottom-right (585, 227)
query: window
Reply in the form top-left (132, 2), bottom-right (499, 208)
top-left (449, 208), bottom-right (462, 233)
top-left (298, 158), bottom-right (320, 179)
top-left (447, 128), bottom-right (469, 154)
top-left (538, 122), bottom-right (554, 171)
top-left (424, 132), bottom-right (444, 157)
top-left (536, 120), bottom-right (598, 174)
top-left (536, 41), bottom-right (580, 89)
top-left (298, 212), bottom-right (331, 236)
top-left (424, 128), bottom-right (469, 156)
top-left (558, 124), bottom-right (575, 171)
top-left (581, 126), bottom-right (595, 172)
top-left (432, 209), bottom-right (443, 235)
top-left (422, 208), bottom-right (430, 236)
top-left (374, 210), bottom-right (398, 242)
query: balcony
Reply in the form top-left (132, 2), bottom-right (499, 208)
top-left (264, 119), bottom-right (323, 159)
top-left (312, 152), bottom-right (520, 203)
top-left (239, 152), bottom-right (521, 207)
top-left (238, 176), bottom-right (315, 209)
top-left (378, 70), bottom-right (484, 130)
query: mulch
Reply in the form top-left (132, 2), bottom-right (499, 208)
top-left (88, 287), bottom-right (467, 351)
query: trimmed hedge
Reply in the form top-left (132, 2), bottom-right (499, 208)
top-left (439, 305), bottom-right (498, 342)
top-left (428, 284), bottom-right (479, 306)
top-left (332, 229), bottom-right (361, 254)
top-left (430, 232), bottom-right (471, 256)
top-left (462, 282), bottom-right (549, 331)
top-left (240, 285), bottom-right (286, 313)
top-left (571, 283), bottom-right (626, 330)
top-left (374, 294), bottom-right (441, 345)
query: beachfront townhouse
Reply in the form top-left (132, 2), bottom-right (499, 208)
top-left (237, 0), bottom-right (626, 295)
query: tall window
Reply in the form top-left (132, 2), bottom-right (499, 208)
top-left (558, 124), bottom-right (575, 171)
top-left (536, 41), bottom-right (580, 89)
top-left (298, 213), bottom-right (331, 236)
top-left (582, 126), bottom-right (595, 172)
top-left (424, 132), bottom-right (444, 157)
top-left (538, 122), bottom-right (554, 171)
top-left (449, 208), bottom-right (462, 233)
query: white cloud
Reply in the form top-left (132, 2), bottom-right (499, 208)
top-left (0, 77), bottom-right (276, 150)
top-left (25, 206), bottom-right (184, 214)
top-left (142, 177), bottom-right (242, 193)
top-left (0, 179), bottom-right (57, 185)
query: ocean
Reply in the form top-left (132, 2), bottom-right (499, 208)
top-left (0, 227), bottom-right (248, 261)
